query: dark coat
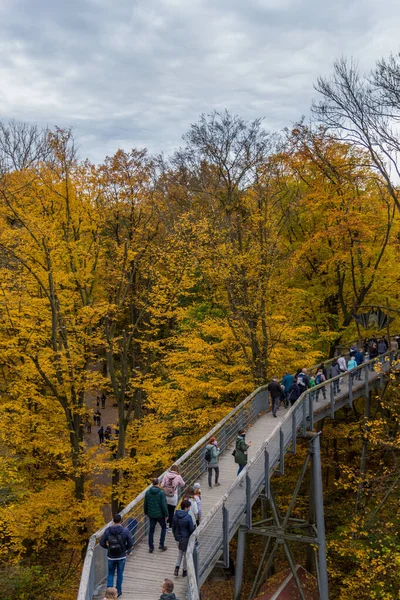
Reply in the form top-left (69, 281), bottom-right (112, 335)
top-left (267, 380), bottom-right (282, 399)
top-left (172, 509), bottom-right (195, 542)
top-left (160, 594), bottom-right (178, 600)
top-left (234, 435), bottom-right (249, 466)
top-left (99, 524), bottom-right (133, 559)
top-left (144, 486), bottom-right (168, 518)
top-left (288, 382), bottom-right (301, 403)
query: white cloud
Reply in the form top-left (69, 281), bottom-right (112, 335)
top-left (0, 0), bottom-right (399, 162)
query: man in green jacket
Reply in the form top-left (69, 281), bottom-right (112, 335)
top-left (234, 430), bottom-right (252, 475)
top-left (144, 478), bottom-right (168, 553)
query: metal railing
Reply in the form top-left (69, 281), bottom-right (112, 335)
top-left (77, 342), bottom-right (397, 599)
top-left (185, 349), bottom-right (397, 599)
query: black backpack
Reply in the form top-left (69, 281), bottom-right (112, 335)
top-left (108, 532), bottom-right (125, 558)
top-left (205, 446), bottom-right (212, 462)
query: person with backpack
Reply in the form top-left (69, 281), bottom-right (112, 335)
top-left (144, 478), bottom-right (168, 553)
top-left (161, 465), bottom-right (185, 530)
top-left (287, 381), bottom-right (301, 406)
top-left (296, 368), bottom-right (310, 395)
top-left (100, 514), bottom-right (133, 598)
top-left (172, 498), bottom-right (195, 578)
top-left (315, 368), bottom-right (326, 402)
top-left (205, 437), bottom-right (220, 488)
top-left (234, 430), bottom-right (252, 475)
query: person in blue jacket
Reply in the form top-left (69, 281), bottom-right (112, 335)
top-left (100, 514), bottom-right (133, 597)
top-left (172, 499), bottom-right (195, 578)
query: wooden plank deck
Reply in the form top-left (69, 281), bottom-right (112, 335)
top-left (93, 365), bottom-right (384, 600)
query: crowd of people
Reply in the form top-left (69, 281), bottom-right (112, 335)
top-left (99, 334), bottom-right (400, 596)
top-left (267, 335), bottom-right (400, 417)
top-left (101, 429), bottom-right (253, 597)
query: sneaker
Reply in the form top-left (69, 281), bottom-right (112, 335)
top-left (174, 566), bottom-right (179, 577)
top-left (159, 545), bottom-right (167, 551)
top-left (182, 569), bottom-right (187, 577)
top-left (149, 548), bottom-right (153, 553)
top-left (273, 414), bottom-right (277, 418)
top-left (215, 482), bottom-right (221, 487)
top-left (208, 485), bottom-right (212, 489)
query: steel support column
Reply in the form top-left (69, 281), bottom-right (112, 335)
top-left (309, 433), bottom-right (329, 600)
top-left (234, 527), bottom-right (246, 600)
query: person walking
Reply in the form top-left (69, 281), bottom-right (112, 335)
top-left (181, 487), bottom-right (198, 527)
top-left (267, 376), bottom-right (282, 418)
top-left (144, 478), bottom-right (168, 553)
top-left (296, 368), bottom-right (310, 395)
top-left (315, 368), bottom-right (326, 402)
top-left (160, 579), bottom-right (180, 600)
top-left (161, 465), bottom-right (185, 530)
top-left (378, 339), bottom-right (387, 354)
top-left (281, 372), bottom-right (293, 408)
top-left (287, 380), bottom-right (301, 406)
top-left (347, 355), bottom-right (357, 383)
top-left (234, 430), bottom-right (251, 475)
top-left (98, 426), bottom-right (104, 444)
top-left (193, 485), bottom-right (202, 526)
top-left (172, 498), bottom-right (195, 578)
top-left (354, 348), bottom-right (364, 380)
top-left (205, 437), bottom-right (220, 488)
top-left (101, 392), bottom-right (106, 409)
top-left (331, 359), bottom-right (341, 395)
top-left (100, 514), bottom-right (133, 598)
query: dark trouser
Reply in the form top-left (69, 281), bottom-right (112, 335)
top-left (355, 367), bottom-right (362, 380)
top-left (208, 466), bottom-right (219, 486)
top-left (237, 464), bottom-right (245, 475)
top-left (333, 379), bottom-right (340, 394)
top-left (272, 396), bottom-right (280, 416)
top-left (167, 504), bottom-right (175, 527)
top-left (315, 388), bottom-right (326, 402)
top-left (107, 558), bottom-right (125, 595)
top-left (148, 517), bottom-right (166, 549)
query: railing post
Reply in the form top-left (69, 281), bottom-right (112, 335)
top-left (302, 398), bottom-right (307, 433)
top-left (292, 411), bottom-right (296, 454)
top-left (330, 382), bottom-right (335, 419)
top-left (238, 408), bottom-right (244, 431)
top-left (264, 448), bottom-right (270, 499)
top-left (279, 429), bottom-right (284, 475)
top-left (223, 504), bottom-right (229, 567)
top-left (246, 474), bottom-right (252, 529)
top-left (234, 527), bottom-right (246, 600)
top-left (348, 373), bottom-right (353, 408)
top-left (193, 539), bottom-right (199, 587)
top-left (221, 425), bottom-right (227, 452)
top-left (308, 392), bottom-right (314, 430)
top-left (364, 364), bottom-right (369, 397)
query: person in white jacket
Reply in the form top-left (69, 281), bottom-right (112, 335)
top-left (161, 465), bottom-right (185, 530)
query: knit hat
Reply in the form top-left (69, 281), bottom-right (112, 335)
top-left (194, 482), bottom-right (201, 489)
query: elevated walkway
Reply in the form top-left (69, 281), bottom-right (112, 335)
top-left (78, 350), bottom-right (396, 600)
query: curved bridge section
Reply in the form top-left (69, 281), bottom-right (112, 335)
top-left (78, 350), bottom-right (395, 600)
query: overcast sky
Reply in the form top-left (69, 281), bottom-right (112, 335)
top-left (0, 0), bottom-right (398, 163)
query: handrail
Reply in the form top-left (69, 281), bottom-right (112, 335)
top-left (185, 348), bottom-right (397, 599)
top-left (77, 338), bottom-right (398, 599)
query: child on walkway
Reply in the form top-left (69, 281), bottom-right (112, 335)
top-left (193, 483), bottom-right (202, 526)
